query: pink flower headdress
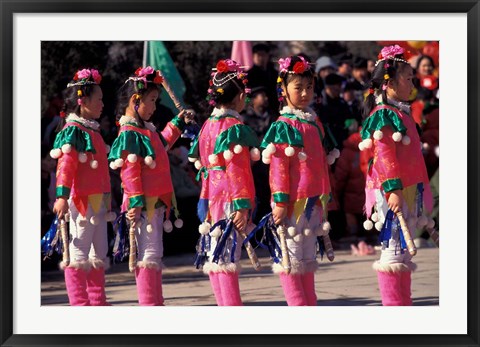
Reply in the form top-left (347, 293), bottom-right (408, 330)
top-left (125, 66), bottom-right (164, 90)
top-left (276, 55), bottom-right (314, 103)
top-left (206, 59), bottom-right (250, 106)
top-left (67, 68), bottom-right (102, 88)
top-left (374, 45), bottom-right (409, 66)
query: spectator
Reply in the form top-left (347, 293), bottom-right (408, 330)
top-left (314, 55), bottom-right (337, 98)
top-left (247, 43), bottom-right (279, 112)
top-left (415, 54), bottom-right (435, 77)
top-left (337, 53), bottom-right (353, 80)
top-left (240, 86), bottom-right (274, 138)
top-left (350, 57), bottom-right (369, 104)
top-left (343, 82), bottom-right (363, 123)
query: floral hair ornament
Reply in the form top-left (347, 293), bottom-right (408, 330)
top-left (67, 68), bottom-right (102, 87)
top-left (375, 45), bottom-right (409, 66)
top-left (206, 59), bottom-right (250, 106)
top-left (125, 66), bottom-right (163, 90)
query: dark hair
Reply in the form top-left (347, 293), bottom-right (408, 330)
top-left (415, 55), bottom-right (435, 71)
top-left (362, 58), bottom-right (411, 118)
top-left (115, 69), bottom-right (161, 128)
top-left (277, 55), bottom-right (315, 109)
top-left (57, 83), bottom-right (99, 132)
top-left (252, 43), bottom-right (270, 54)
top-left (208, 72), bottom-right (246, 108)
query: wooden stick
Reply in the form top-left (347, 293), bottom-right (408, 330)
top-left (277, 225), bottom-right (291, 274)
top-left (322, 234), bottom-right (335, 262)
top-left (158, 70), bottom-right (196, 124)
top-left (128, 219), bottom-right (137, 272)
top-left (59, 218), bottom-right (70, 267)
top-left (396, 211), bottom-right (417, 256)
top-left (243, 238), bottom-right (261, 270)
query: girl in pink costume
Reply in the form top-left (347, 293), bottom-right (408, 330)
top-left (51, 68), bottom-right (115, 306)
top-left (260, 55), bottom-right (338, 306)
top-left (108, 66), bottom-right (188, 306)
top-left (359, 45), bottom-right (435, 306)
top-left (190, 59), bottom-right (259, 306)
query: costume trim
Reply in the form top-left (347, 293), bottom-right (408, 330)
top-left (382, 178), bottom-right (403, 193)
top-left (232, 198), bottom-right (252, 211)
top-left (273, 192), bottom-right (290, 203)
top-left (202, 261), bottom-right (240, 274)
top-left (108, 129), bottom-right (156, 161)
top-left (213, 124), bottom-right (260, 154)
top-left (52, 124), bottom-right (96, 154)
top-left (260, 120), bottom-right (304, 148)
top-left (360, 106), bottom-right (407, 140)
top-left (56, 186), bottom-right (71, 198)
top-left (372, 261), bottom-right (417, 273)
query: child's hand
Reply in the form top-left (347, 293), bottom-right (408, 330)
top-left (387, 190), bottom-right (404, 214)
top-left (233, 209), bottom-right (248, 233)
top-left (176, 110), bottom-right (186, 119)
top-left (53, 197), bottom-right (69, 220)
top-left (272, 205), bottom-right (287, 225)
top-left (127, 207), bottom-right (142, 222)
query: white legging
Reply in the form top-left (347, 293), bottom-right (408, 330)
top-left (135, 207), bottom-right (165, 268)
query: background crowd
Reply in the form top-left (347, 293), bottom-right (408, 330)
top-left (41, 40), bottom-right (440, 267)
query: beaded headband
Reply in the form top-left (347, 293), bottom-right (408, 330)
top-left (206, 59), bottom-right (251, 106)
top-left (374, 45), bottom-right (409, 66)
top-left (124, 66), bottom-right (164, 91)
top-left (66, 68), bottom-right (102, 106)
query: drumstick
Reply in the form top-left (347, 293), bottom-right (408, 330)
top-left (128, 219), bottom-right (137, 272)
top-left (276, 225), bottom-right (291, 274)
top-left (322, 234), bottom-right (335, 262)
top-left (396, 211), bottom-right (417, 256)
top-left (59, 218), bottom-right (70, 267)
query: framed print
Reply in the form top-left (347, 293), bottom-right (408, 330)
top-left (1, 1), bottom-right (479, 346)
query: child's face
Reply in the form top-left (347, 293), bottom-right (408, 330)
top-left (252, 91), bottom-right (268, 109)
top-left (388, 65), bottom-right (414, 102)
top-left (284, 76), bottom-right (314, 111)
top-left (137, 89), bottom-right (159, 121)
top-left (81, 85), bottom-right (103, 119)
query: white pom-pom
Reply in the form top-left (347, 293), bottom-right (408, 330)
top-left (284, 146), bottom-right (295, 157)
top-left (194, 160), bottom-right (202, 170)
top-left (262, 156), bottom-right (271, 164)
top-left (127, 153), bottom-right (137, 163)
top-left (322, 221), bottom-right (331, 232)
top-left (78, 152), bottom-right (88, 163)
top-left (371, 212), bottom-right (379, 223)
top-left (174, 219), bottom-right (183, 229)
top-left (109, 161), bottom-right (118, 170)
top-left (373, 130), bottom-right (383, 140)
top-left (375, 222), bottom-right (384, 231)
top-left (392, 132), bottom-right (402, 142)
top-left (293, 234), bottom-right (303, 243)
top-left (233, 144), bottom-right (243, 154)
top-left (208, 153), bottom-right (219, 165)
top-left (105, 211), bottom-right (117, 222)
top-left (149, 160), bottom-right (157, 169)
top-left (304, 228), bottom-right (313, 236)
top-left (287, 226), bottom-right (297, 237)
top-left (105, 144), bottom-right (110, 153)
top-left (90, 215), bottom-right (100, 225)
top-left (298, 151), bottom-right (307, 161)
top-left (262, 149), bottom-right (271, 158)
top-left (223, 149), bottom-right (234, 160)
top-left (90, 160), bottom-right (98, 169)
top-left (144, 156), bottom-right (153, 166)
top-left (250, 148), bottom-right (261, 161)
top-left (422, 142), bottom-right (430, 151)
top-left (358, 141), bottom-right (366, 151)
top-left (402, 135), bottom-right (411, 145)
top-left (331, 148), bottom-right (341, 158)
top-left (266, 143), bottom-right (276, 154)
top-left (363, 139), bottom-right (373, 149)
top-left (416, 215), bottom-right (429, 228)
top-left (363, 220), bottom-right (374, 230)
top-left (146, 224), bottom-right (154, 233)
top-left (427, 218), bottom-right (435, 229)
top-left (163, 220), bottom-right (173, 233)
top-left (188, 156), bottom-right (197, 163)
top-left (327, 154), bottom-right (335, 165)
top-left (61, 144), bottom-right (72, 154)
top-left (211, 226), bottom-right (222, 238)
top-left (114, 158), bottom-right (124, 167)
top-left (199, 222), bottom-right (211, 235)
top-left (50, 148), bottom-right (62, 159)
top-left (435, 146), bottom-right (439, 157)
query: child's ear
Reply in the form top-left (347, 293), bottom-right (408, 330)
top-left (129, 93), bottom-right (140, 106)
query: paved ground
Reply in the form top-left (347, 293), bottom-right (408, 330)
top-left (41, 244), bottom-right (439, 306)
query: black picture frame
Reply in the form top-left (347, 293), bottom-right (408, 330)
top-left (1, 1), bottom-right (479, 346)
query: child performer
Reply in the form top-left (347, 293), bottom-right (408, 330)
top-left (51, 68), bottom-right (115, 306)
top-left (359, 45), bottom-right (434, 305)
top-left (108, 66), bottom-right (188, 306)
top-left (189, 59), bottom-right (260, 306)
top-left (260, 55), bottom-right (337, 306)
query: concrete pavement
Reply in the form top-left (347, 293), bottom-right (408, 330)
top-left (41, 246), bottom-right (438, 306)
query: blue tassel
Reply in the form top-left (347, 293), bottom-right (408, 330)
top-left (211, 219), bottom-right (232, 264)
top-left (181, 123), bottom-right (201, 140)
top-left (41, 216), bottom-right (61, 258)
top-left (317, 237), bottom-right (325, 260)
top-left (379, 210), bottom-right (395, 248)
top-left (112, 212), bottom-right (129, 264)
top-left (416, 182), bottom-right (424, 217)
top-left (305, 196), bottom-right (318, 222)
top-left (197, 198), bottom-right (209, 222)
top-left (230, 227), bottom-right (237, 263)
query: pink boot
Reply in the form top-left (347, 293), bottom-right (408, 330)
top-left (376, 271), bottom-right (403, 306)
top-left (208, 272), bottom-right (224, 306)
top-left (64, 267), bottom-right (90, 306)
top-left (217, 272), bottom-right (243, 306)
top-left (400, 271), bottom-right (413, 306)
top-left (156, 270), bottom-right (164, 306)
top-left (301, 272), bottom-right (317, 306)
top-left (135, 267), bottom-right (158, 306)
top-left (279, 273), bottom-right (308, 306)
top-left (86, 267), bottom-right (109, 306)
